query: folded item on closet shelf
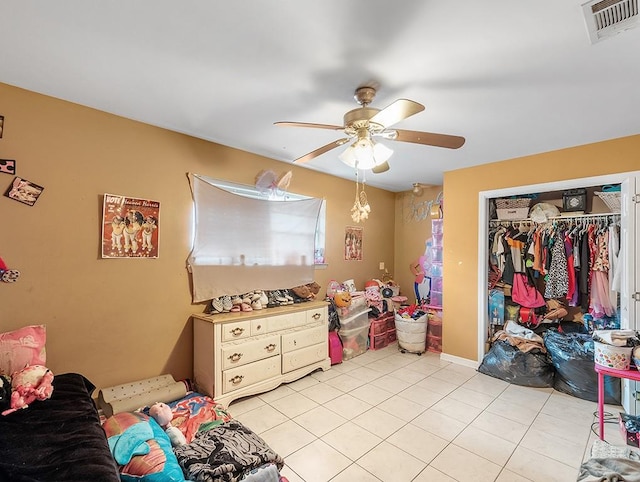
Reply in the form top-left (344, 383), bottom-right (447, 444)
top-left (592, 329), bottom-right (637, 347)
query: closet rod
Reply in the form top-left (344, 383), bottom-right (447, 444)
top-left (489, 212), bottom-right (620, 225)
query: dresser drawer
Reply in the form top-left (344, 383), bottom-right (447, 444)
top-left (221, 334), bottom-right (280, 370)
top-left (282, 342), bottom-right (327, 373)
top-left (306, 306), bottom-right (327, 325)
top-left (251, 318), bottom-right (268, 336)
top-left (221, 320), bottom-right (251, 342)
top-left (222, 356), bottom-right (280, 394)
top-left (281, 324), bottom-right (326, 353)
top-left (268, 312), bottom-right (307, 332)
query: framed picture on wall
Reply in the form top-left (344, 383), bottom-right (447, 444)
top-left (101, 193), bottom-right (160, 259)
top-left (0, 159), bottom-right (16, 175)
top-left (0, 115), bottom-right (4, 138)
top-left (5, 177), bottom-right (44, 206)
top-left (344, 226), bottom-right (363, 261)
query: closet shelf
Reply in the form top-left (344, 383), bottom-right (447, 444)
top-left (489, 212), bottom-right (620, 225)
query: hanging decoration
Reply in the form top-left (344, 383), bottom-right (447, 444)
top-left (403, 190), bottom-right (443, 223)
top-left (254, 170), bottom-right (293, 199)
top-left (350, 169), bottom-right (371, 223)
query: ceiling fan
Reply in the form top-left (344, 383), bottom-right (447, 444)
top-left (275, 86), bottom-right (465, 173)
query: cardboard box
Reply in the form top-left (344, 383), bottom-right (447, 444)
top-left (496, 207), bottom-right (529, 220)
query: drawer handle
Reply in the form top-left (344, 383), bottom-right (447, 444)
top-left (230, 327), bottom-right (245, 336)
top-left (265, 343), bottom-right (276, 352)
top-left (229, 375), bottom-right (244, 385)
top-left (312, 312), bottom-right (321, 320)
top-left (256, 324), bottom-right (262, 330)
top-left (228, 353), bottom-right (243, 362)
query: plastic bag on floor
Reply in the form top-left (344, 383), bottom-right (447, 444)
top-left (544, 329), bottom-right (620, 404)
top-left (478, 340), bottom-right (555, 388)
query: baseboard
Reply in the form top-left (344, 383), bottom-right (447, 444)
top-left (439, 352), bottom-right (479, 370)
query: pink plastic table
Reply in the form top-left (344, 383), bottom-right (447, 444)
top-left (594, 363), bottom-right (640, 440)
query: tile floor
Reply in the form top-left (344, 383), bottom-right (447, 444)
top-left (229, 342), bottom-right (636, 482)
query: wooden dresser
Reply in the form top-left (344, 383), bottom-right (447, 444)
top-left (192, 300), bottom-right (330, 407)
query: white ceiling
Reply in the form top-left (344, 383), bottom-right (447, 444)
top-left (1, 1), bottom-right (639, 192)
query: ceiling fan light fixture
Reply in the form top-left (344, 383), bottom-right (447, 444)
top-left (339, 138), bottom-right (393, 170)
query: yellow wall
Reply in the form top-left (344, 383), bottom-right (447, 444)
top-left (393, 187), bottom-right (443, 302)
top-left (0, 82), bottom-right (395, 388)
top-left (443, 135), bottom-right (640, 361)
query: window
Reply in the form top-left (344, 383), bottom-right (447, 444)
top-left (187, 174), bottom-right (325, 302)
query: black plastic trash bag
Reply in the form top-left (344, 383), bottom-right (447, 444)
top-left (544, 329), bottom-right (620, 404)
top-left (478, 340), bottom-right (555, 388)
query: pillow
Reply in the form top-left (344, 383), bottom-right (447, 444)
top-left (0, 325), bottom-right (46, 376)
top-left (103, 411), bottom-right (185, 482)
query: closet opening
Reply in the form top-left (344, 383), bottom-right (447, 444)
top-left (477, 171), bottom-right (639, 414)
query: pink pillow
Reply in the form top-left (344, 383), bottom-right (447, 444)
top-left (0, 325), bottom-right (46, 376)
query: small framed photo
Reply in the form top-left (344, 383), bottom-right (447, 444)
top-left (0, 115), bottom-right (4, 139)
top-left (0, 159), bottom-right (16, 175)
top-left (5, 177), bottom-right (44, 206)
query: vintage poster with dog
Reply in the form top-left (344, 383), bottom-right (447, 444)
top-left (101, 193), bottom-right (160, 258)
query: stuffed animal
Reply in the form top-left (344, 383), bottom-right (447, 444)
top-left (149, 401), bottom-right (186, 447)
top-left (2, 365), bottom-right (54, 416)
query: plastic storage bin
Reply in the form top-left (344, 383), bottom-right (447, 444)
top-left (338, 307), bottom-right (371, 360)
top-left (369, 312), bottom-right (395, 350)
top-left (429, 263), bottom-right (443, 278)
top-left (430, 290), bottom-right (442, 307)
top-left (430, 276), bottom-right (443, 293)
top-left (426, 315), bottom-right (442, 353)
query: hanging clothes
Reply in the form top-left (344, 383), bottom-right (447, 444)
top-left (544, 231), bottom-right (569, 299)
top-left (590, 229), bottom-right (616, 318)
top-left (488, 213), bottom-right (620, 321)
top-left (564, 232), bottom-right (576, 303)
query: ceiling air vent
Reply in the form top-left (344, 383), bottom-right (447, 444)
top-left (583, 0), bottom-right (639, 43)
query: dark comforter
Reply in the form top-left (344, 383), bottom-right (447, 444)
top-left (0, 373), bottom-right (120, 482)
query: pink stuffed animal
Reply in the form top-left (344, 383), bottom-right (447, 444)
top-left (149, 401), bottom-right (186, 447)
top-left (2, 365), bottom-right (54, 416)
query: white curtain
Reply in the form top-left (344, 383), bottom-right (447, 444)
top-left (188, 174), bottom-right (322, 302)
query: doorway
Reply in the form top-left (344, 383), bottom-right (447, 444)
top-left (477, 171), bottom-right (639, 412)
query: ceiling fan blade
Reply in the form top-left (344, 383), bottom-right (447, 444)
top-left (371, 161), bottom-right (390, 174)
top-left (391, 129), bottom-right (466, 149)
top-left (369, 99), bottom-right (425, 128)
top-left (293, 138), bottom-right (350, 164)
top-left (275, 121), bottom-right (344, 131)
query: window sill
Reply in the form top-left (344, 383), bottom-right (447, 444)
top-left (314, 263), bottom-right (328, 270)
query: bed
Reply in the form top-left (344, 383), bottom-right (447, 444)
top-left (0, 324), bottom-right (285, 482)
top-left (0, 372), bottom-right (121, 481)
